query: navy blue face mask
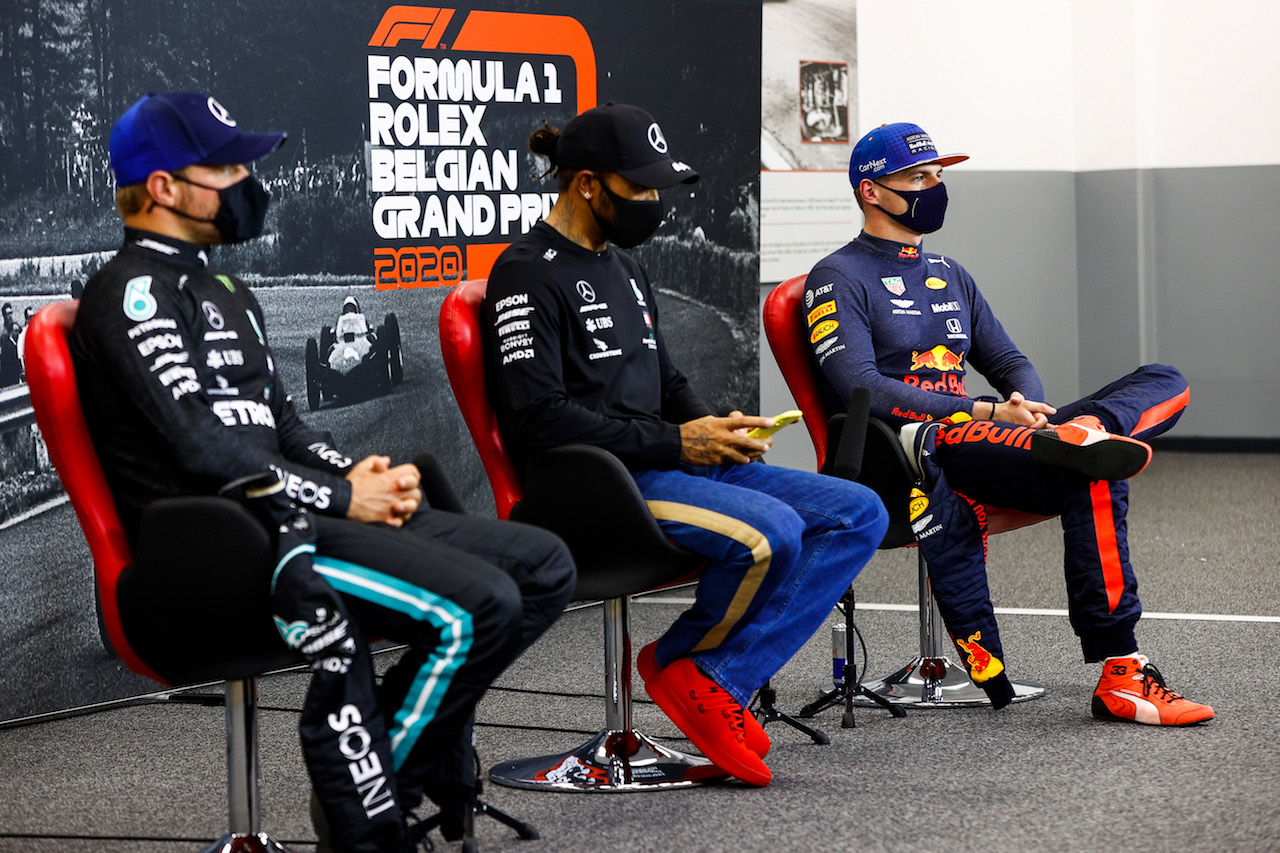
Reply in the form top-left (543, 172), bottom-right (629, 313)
top-left (157, 173), bottom-right (271, 244)
top-left (874, 180), bottom-right (949, 234)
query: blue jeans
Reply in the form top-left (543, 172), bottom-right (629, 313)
top-left (632, 462), bottom-right (887, 705)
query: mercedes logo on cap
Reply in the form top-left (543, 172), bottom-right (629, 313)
top-left (647, 123), bottom-right (668, 154)
top-left (207, 96), bottom-right (237, 127)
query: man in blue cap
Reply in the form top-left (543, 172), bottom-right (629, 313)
top-left (71, 91), bottom-right (576, 852)
top-left (805, 121), bottom-right (1213, 725)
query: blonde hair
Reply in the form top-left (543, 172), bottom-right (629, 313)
top-left (114, 183), bottom-right (151, 217)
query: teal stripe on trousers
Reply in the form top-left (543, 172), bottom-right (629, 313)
top-left (313, 557), bottom-right (474, 770)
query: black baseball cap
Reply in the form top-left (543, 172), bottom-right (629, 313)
top-left (556, 103), bottom-right (699, 189)
top-left (110, 92), bottom-right (287, 187)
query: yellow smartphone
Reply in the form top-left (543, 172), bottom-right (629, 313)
top-left (746, 409), bottom-right (803, 439)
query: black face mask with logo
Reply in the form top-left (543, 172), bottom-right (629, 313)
top-left (158, 173), bottom-right (272, 244)
top-left (591, 178), bottom-right (664, 249)
top-left (874, 180), bottom-right (949, 235)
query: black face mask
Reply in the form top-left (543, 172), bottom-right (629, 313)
top-left (590, 178), bottom-right (663, 249)
top-left (874, 180), bottom-right (949, 234)
top-left (159, 173), bottom-right (271, 243)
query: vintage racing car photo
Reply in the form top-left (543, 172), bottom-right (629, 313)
top-left (304, 296), bottom-right (404, 410)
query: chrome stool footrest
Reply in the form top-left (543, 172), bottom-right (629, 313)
top-left (202, 831), bottom-right (293, 853)
top-left (854, 655), bottom-right (1045, 708)
top-left (489, 728), bottom-right (725, 792)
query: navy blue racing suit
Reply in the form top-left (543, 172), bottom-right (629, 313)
top-left (71, 229), bottom-right (576, 852)
top-left (806, 232), bottom-right (1189, 692)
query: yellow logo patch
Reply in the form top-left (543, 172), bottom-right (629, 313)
top-left (806, 300), bottom-right (837, 327)
top-left (809, 319), bottom-right (838, 344)
top-left (925, 277), bottom-right (947, 290)
top-left (908, 487), bottom-right (929, 521)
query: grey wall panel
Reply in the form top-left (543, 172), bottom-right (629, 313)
top-left (931, 171), bottom-right (1080, 403)
top-left (1076, 170), bottom-right (1144, 393)
top-left (1148, 166), bottom-right (1280, 438)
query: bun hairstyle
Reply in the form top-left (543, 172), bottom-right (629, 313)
top-left (530, 119), bottom-right (579, 193)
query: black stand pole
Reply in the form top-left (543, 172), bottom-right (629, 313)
top-left (409, 744), bottom-right (539, 852)
top-left (797, 587), bottom-right (906, 726)
top-left (750, 679), bottom-right (830, 745)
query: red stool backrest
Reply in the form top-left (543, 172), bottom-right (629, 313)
top-left (25, 300), bottom-right (164, 683)
top-left (438, 279), bottom-right (524, 519)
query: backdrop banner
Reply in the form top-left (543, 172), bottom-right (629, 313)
top-left (0, 0), bottom-right (761, 721)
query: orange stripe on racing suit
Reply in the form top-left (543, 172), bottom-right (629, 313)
top-left (1132, 386), bottom-right (1190, 437)
top-left (1089, 480), bottom-right (1124, 612)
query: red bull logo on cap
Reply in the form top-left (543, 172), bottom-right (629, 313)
top-left (910, 344), bottom-right (964, 372)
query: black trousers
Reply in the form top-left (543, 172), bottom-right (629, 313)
top-left (300, 509), bottom-right (575, 853)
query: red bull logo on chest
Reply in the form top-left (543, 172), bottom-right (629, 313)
top-left (909, 344), bottom-right (964, 372)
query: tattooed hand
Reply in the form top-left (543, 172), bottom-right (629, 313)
top-left (679, 413), bottom-right (773, 466)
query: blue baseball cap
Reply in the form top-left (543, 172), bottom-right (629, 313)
top-left (848, 122), bottom-right (968, 186)
top-left (109, 92), bottom-right (287, 187)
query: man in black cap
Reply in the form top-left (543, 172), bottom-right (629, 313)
top-left (70, 91), bottom-right (576, 852)
top-left (483, 103), bottom-right (888, 787)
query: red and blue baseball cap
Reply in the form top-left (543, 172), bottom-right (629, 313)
top-left (109, 92), bottom-right (287, 187)
top-left (848, 122), bottom-right (968, 186)
top-left (555, 103), bottom-right (699, 189)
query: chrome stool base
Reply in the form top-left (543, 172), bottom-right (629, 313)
top-left (854, 655), bottom-right (1046, 708)
top-left (489, 728), bottom-right (725, 792)
top-left (202, 831), bottom-right (293, 853)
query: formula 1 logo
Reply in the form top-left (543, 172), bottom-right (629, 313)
top-left (369, 6), bottom-right (455, 48)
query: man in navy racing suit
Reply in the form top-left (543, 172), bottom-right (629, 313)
top-left (71, 91), bottom-right (576, 852)
top-left (805, 121), bottom-right (1212, 725)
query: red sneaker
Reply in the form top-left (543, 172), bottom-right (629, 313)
top-left (636, 642), bottom-right (772, 786)
top-left (638, 643), bottom-right (770, 758)
top-left (1031, 415), bottom-right (1152, 480)
top-left (1092, 655), bottom-right (1214, 726)
top-left (742, 707), bottom-right (771, 759)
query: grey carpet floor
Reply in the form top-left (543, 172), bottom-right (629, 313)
top-left (0, 450), bottom-right (1276, 852)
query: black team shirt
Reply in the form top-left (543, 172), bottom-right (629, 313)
top-left (70, 228), bottom-right (354, 542)
top-left (484, 221), bottom-right (712, 472)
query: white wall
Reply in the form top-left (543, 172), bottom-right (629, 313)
top-left (857, 0), bottom-right (1280, 172)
